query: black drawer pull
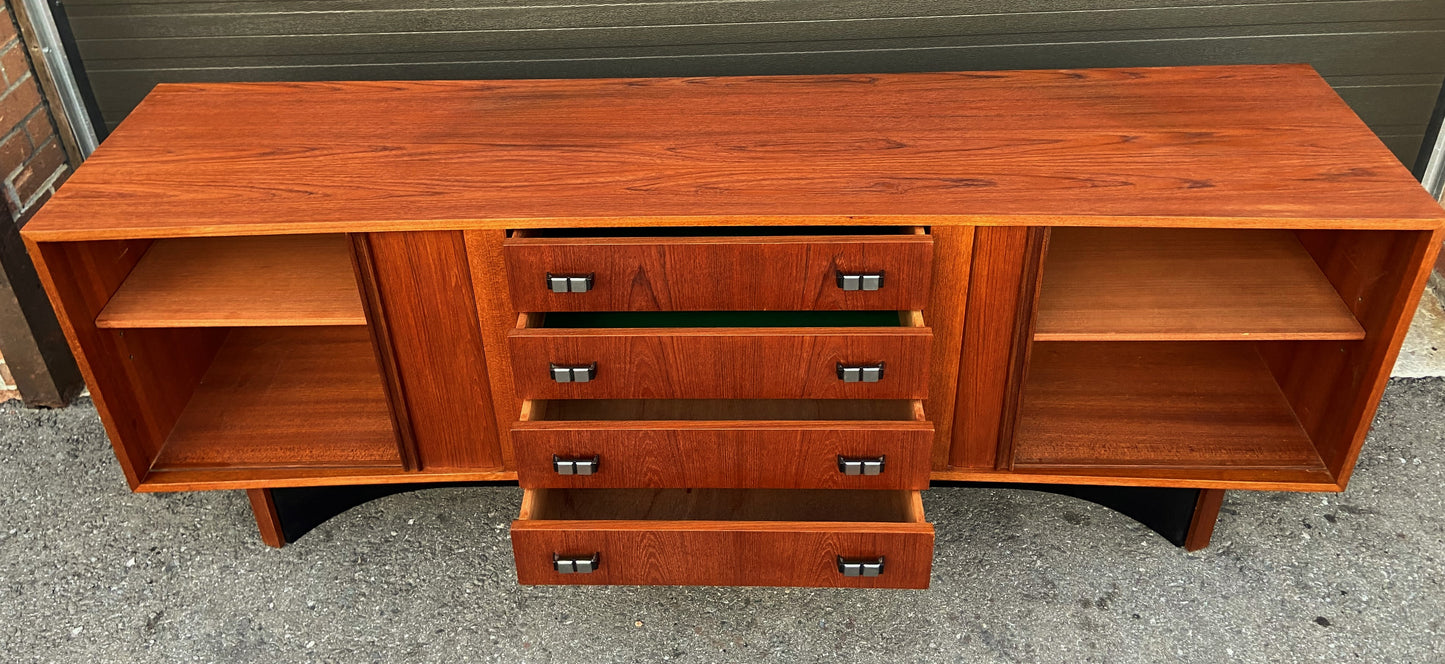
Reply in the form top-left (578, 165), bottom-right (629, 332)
top-left (836, 270), bottom-right (885, 291)
top-left (836, 362), bottom-right (885, 383)
top-left (550, 362), bottom-right (597, 383)
top-left (553, 553), bottom-right (600, 574)
top-left (837, 455), bottom-right (886, 476)
top-left (553, 454), bottom-right (600, 476)
top-left (546, 272), bottom-right (594, 293)
top-left (837, 556), bottom-right (885, 577)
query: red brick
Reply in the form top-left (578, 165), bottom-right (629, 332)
top-left (0, 76), bottom-right (41, 129)
top-left (11, 137), bottom-right (65, 205)
top-left (0, 10), bottom-right (17, 46)
top-left (0, 127), bottom-right (30, 171)
top-left (22, 108), bottom-right (52, 145)
top-left (0, 41), bottom-right (30, 86)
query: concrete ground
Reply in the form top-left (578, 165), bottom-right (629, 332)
top-left (0, 379), bottom-right (1443, 663)
top-left (1393, 279), bottom-right (1445, 377)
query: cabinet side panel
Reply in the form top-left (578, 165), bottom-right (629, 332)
top-left (463, 230), bottom-right (520, 470)
top-left (950, 226), bottom-right (1046, 470)
top-left (925, 225), bottom-right (973, 470)
top-left (1258, 228), bottom-right (1442, 487)
top-left (29, 239), bottom-right (225, 487)
top-left (361, 231), bottom-right (504, 470)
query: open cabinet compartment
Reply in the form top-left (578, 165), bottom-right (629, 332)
top-left (32, 235), bottom-right (406, 491)
top-left (1011, 227), bottom-right (1437, 490)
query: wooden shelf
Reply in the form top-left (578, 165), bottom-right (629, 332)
top-left (1034, 228), bottom-right (1364, 341)
top-left (1013, 342), bottom-right (1329, 480)
top-left (97, 235), bottom-right (367, 328)
top-left (150, 326), bottom-right (400, 474)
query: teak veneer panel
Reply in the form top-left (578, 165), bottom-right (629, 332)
top-left (28, 239), bottom-right (227, 488)
top-left (358, 231), bottom-right (505, 471)
top-left (510, 325), bottom-right (932, 400)
top-left (924, 226), bottom-right (973, 470)
top-left (23, 66), bottom-right (1445, 242)
top-left (96, 235), bottom-right (366, 328)
top-left (524, 488), bottom-right (921, 522)
top-left (539, 399), bottom-right (920, 421)
top-left (513, 425), bottom-right (931, 491)
top-left (1257, 228), bottom-right (1444, 487)
top-left (951, 227), bottom-right (1045, 469)
top-left (1035, 228), bottom-right (1364, 341)
top-left (1014, 342), bottom-right (1326, 477)
top-left (505, 234), bottom-right (932, 311)
top-left (154, 326), bottom-right (400, 472)
top-left (513, 489), bottom-right (932, 587)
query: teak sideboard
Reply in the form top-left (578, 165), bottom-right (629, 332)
top-left (21, 65), bottom-right (1445, 589)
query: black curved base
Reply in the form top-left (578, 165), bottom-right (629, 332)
top-left (931, 481), bottom-right (1206, 547)
top-left (265, 481), bottom-right (1211, 549)
top-left (269, 481), bottom-right (514, 544)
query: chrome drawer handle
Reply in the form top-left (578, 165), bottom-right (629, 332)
top-left (836, 362), bottom-right (885, 383)
top-left (553, 454), bottom-right (600, 476)
top-left (836, 270), bottom-right (885, 291)
top-left (837, 556), bottom-right (885, 577)
top-left (837, 455), bottom-right (885, 476)
top-left (546, 272), bottom-right (594, 293)
top-left (550, 362), bottom-right (597, 383)
top-left (553, 553), bottom-right (600, 574)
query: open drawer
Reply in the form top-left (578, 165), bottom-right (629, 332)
top-left (509, 310), bottom-right (932, 399)
top-left (512, 399), bottom-right (933, 489)
top-left (511, 489), bottom-right (934, 587)
top-left (504, 226), bottom-right (932, 312)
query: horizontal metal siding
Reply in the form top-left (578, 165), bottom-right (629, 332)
top-left (63, 0), bottom-right (1445, 165)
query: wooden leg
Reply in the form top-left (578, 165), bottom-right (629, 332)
top-left (246, 489), bottom-right (286, 548)
top-left (1184, 489), bottom-right (1226, 551)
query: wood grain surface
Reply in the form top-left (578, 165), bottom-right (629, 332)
top-left (510, 325), bottom-right (932, 400)
top-left (512, 420), bottom-right (932, 489)
top-left (1257, 228), bottom-right (1444, 487)
top-left (513, 489), bottom-right (932, 587)
top-left (1185, 489), bottom-right (1227, 551)
top-left (930, 466), bottom-right (1336, 492)
top-left (463, 230), bottom-right (523, 470)
top-left (1035, 228), bottom-right (1364, 341)
top-left (247, 489), bottom-right (286, 548)
top-left (924, 226), bottom-right (973, 469)
top-left (950, 227), bottom-right (1043, 469)
top-left (27, 239), bottom-right (227, 488)
top-left (23, 66), bottom-right (1444, 242)
top-left (96, 234), bottom-right (366, 328)
top-left (359, 231), bottom-right (505, 470)
top-left (1014, 341), bottom-right (1325, 474)
top-left (505, 233), bottom-right (932, 311)
top-left (136, 467), bottom-right (517, 492)
top-left (155, 326), bottom-right (401, 471)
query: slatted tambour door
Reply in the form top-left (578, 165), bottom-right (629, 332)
top-left (62, 0), bottom-right (1445, 165)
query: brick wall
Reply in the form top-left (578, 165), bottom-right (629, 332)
top-left (0, 0), bottom-right (81, 407)
top-left (0, 3), bottom-right (69, 221)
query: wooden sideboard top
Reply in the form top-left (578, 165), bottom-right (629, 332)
top-left (23, 64), bottom-right (1445, 241)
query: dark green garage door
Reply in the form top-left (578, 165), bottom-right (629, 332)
top-left (61, 0), bottom-right (1445, 165)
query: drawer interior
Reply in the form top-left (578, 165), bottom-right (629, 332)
top-left (512, 226), bottom-right (924, 238)
top-left (536, 310), bottom-right (909, 328)
top-left (521, 489), bottom-right (925, 523)
top-left (527, 398), bottom-right (925, 421)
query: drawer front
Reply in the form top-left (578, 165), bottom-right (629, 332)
top-left (513, 421), bottom-right (933, 489)
top-left (509, 328), bottom-right (932, 399)
top-left (511, 522), bottom-right (934, 588)
top-left (505, 235), bottom-right (932, 312)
